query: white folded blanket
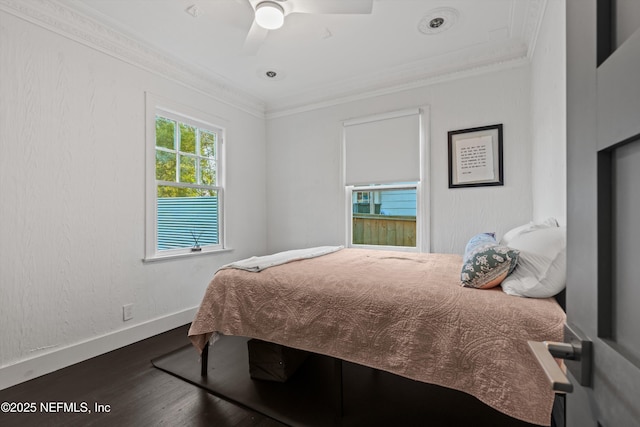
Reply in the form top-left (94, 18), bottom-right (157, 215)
top-left (219, 245), bottom-right (343, 272)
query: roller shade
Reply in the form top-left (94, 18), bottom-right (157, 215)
top-left (344, 109), bottom-right (420, 185)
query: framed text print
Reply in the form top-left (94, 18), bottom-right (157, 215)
top-left (448, 124), bottom-right (503, 188)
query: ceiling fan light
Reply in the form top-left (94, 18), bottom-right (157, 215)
top-left (255, 1), bottom-right (285, 30)
top-left (256, 1), bottom-right (284, 30)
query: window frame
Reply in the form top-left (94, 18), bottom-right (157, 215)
top-left (144, 93), bottom-right (226, 261)
top-left (342, 107), bottom-right (430, 252)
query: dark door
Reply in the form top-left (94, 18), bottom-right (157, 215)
top-left (566, 0), bottom-right (640, 425)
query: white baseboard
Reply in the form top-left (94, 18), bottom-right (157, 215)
top-left (0, 307), bottom-right (198, 391)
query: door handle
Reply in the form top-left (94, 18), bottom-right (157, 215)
top-left (527, 341), bottom-right (575, 392)
top-left (528, 323), bottom-right (592, 393)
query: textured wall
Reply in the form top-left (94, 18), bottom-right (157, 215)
top-left (0, 9), bottom-right (267, 384)
top-left (530, 0), bottom-right (567, 225)
top-left (266, 66), bottom-right (533, 255)
top-left (0, 0), bottom-right (568, 389)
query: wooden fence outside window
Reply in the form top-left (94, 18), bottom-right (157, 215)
top-left (352, 213), bottom-right (416, 247)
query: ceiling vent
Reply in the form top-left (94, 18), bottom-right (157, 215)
top-left (418, 7), bottom-right (459, 35)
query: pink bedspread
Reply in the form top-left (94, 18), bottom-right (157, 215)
top-left (189, 248), bottom-right (565, 426)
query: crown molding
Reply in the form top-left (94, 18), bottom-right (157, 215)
top-left (266, 40), bottom-right (529, 118)
top-left (0, 0), bottom-right (266, 118)
top-left (523, 0), bottom-right (547, 60)
top-left (266, 57), bottom-right (530, 119)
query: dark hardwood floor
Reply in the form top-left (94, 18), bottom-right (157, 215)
top-left (0, 325), bottom-right (557, 427)
top-left (0, 325), bottom-right (284, 427)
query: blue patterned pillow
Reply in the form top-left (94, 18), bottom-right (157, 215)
top-left (461, 233), bottom-right (519, 289)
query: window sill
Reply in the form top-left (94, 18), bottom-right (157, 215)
top-left (143, 247), bottom-right (234, 263)
top-left (348, 244), bottom-right (418, 252)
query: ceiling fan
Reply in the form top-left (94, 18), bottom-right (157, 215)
top-left (241, 0), bottom-right (374, 54)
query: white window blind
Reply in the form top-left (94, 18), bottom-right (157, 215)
top-left (343, 109), bottom-right (420, 185)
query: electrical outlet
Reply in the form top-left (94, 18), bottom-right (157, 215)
top-left (123, 304), bottom-right (134, 321)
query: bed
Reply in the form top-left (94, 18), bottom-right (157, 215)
top-left (188, 242), bottom-right (566, 426)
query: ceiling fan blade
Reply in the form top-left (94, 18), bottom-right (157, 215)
top-left (290, 0), bottom-right (373, 15)
top-left (243, 19), bottom-right (269, 55)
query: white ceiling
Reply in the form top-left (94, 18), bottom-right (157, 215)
top-left (55, 0), bottom-right (545, 115)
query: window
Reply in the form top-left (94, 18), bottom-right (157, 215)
top-left (343, 108), bottom-right (427, 251)
top-left (350, 184), bottom-right (418, 247)
top-left (145, 94), bottom-right (225, 259)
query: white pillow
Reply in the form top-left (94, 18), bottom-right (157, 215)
top-left (500, 226), bottom-right (566, 298)
top-left (499, 217), bottom-right (559, 246)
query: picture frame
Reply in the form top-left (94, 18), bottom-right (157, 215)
top-left (448, 124), bottom-right (503, 188)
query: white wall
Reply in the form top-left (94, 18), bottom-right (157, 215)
top-left (0, 10), bottom-right (267, 388)
top-left (266, 65), bottom-right (533, 254)
top-left (0, 0), bottom-right (567, 391)
top-left (530, 0), bottom-right (567, 225)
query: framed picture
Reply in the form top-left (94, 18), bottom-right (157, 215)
top-left (448, 124), bottom-right (503, 188)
